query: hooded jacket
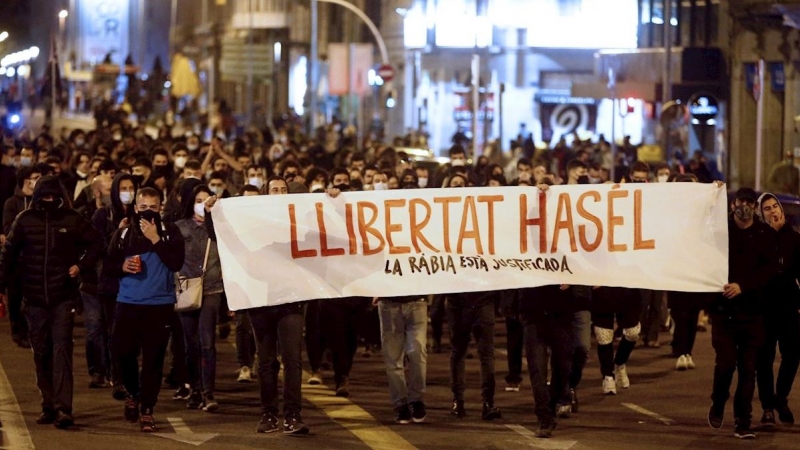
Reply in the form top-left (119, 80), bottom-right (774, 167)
top-left (2, 186), bottom-right (31, 236)
top-left (93, 173), bottom-right (137, 296)
top-left (759, 193), bottom-right (800, 311)
top-left (0, 175), bottom-right (102, 307)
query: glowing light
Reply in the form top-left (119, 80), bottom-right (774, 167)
top-left (59, 10), bottom-right (69, 19)
top-left (6, 67), bottom-right (15, 77)
top-left (0, 32), bottom-right (8, 42)
top-left (10, 114), bottom-right (20, 124)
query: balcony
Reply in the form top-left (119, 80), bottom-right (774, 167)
top-left (231, 0), bottom-right (290, 29)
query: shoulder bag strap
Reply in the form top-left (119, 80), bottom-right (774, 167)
top-left (201, 238), bottom-right (212, 275)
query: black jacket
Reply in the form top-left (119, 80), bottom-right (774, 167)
top-left (0, 176), bottom-right (102, 307)
top-left (710, 216), bottom-right (777, 317)
top-left (2, 188), bottom-right (31, 235)
top-left (519, 285), bottom-right (575, 319)
top-left (765, 221), bottom-right (800, 311)
top-left (93, 173), bottom-right (137, 296)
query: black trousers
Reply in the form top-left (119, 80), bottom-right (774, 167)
top-left (523, 311), bottom-right (573, 424)
top-left (166, 312), bottom-right (188, 385)
top-left (112, 302), bottom-right (173, 412)
top-left (505, 315), bottom-right (524, 384)
top-left (448, 302), bottom-right (496, 402)
top-left (24, 300), bottom-right (76, 414)
top-left (430, 295), bottom-right (447, 346)
top-left (756, 310), bottom-right (800, 411)
top-left (7, 281), bottom-right (29, 339)
top-left (671, 307), bottom-right (701, 356)
top-left (304, 300), bottom-right (325, 372)
top-left (710, 313), bottom-right (765, 427)
top-left (321, 298), bottom-right (366, 384)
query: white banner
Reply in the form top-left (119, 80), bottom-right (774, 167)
top-left (212, 184), bottom-right (729, 311)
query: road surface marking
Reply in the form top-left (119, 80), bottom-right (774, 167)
top-left (153, 417), bottom-right (218, 446)
top-left (506, 424), bottom-right (577, 449)
top-left (302, 371), bottom-right (417, 450)
top-left (621, 403), bottom-right (676, 425)
top-left (0, 357), bottom-right (34, 450)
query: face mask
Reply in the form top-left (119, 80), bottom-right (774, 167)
top-left (418, 177), bottom-right (428, 188)
top-left (75, 139), bottom-right (85, 147)
top-left (333, 183), bottom-right (349, 191)
top-left (40, 199), bottom-right (62, 213)
top-left (373, 182), bottom-right (388, 191)
top-left (310, 183), bottom-right (325, 192)
top-left (248, 177), bottom-right (264, 189)
top-left (131, 174), bottom-right (145, 187)
top-left (577, 175), bottom-right (590, 185)
top-left (734, 204), bottom-right (754, 222)
top-left (119, 191), bottom-right (134, 205)
top-left (137, 209), bottom-right (162, 228)
top-left (451, 159), bottom-right (465, 167)
top-left (193, 203), bottom-right (206, 218)
top-left (187, 144), bottom-right (199, 151)
top-left (174, 156), bottom-right (187, 169)
top-left (588, 176), bottom-right (601, 184)
top-left (20, 156), bottom-right (32, 167)
top-left (209, 185), bottom-right (223, 195)
top-left (657, 174), bottom-right (669, 183)
top-left (101, 193), bottom-right (112, 206)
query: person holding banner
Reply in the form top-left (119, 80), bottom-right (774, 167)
top-left (708, 187), bottom-right (775, 440)
top-left (592, 287), bottom-right (640, 395)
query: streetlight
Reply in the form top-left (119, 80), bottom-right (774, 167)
top-left (58, 10), bottom-right (69, 19)
top-left (0, 31), bottom-right (8, 42)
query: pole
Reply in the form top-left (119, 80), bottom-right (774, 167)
top-left (315, 0), bottom-right (389, 65)
top-left (246, 0), bottom-right (254, 128)
top-left (309, 0), bottom-right (319, 135)
top-left (755, 58), bottom-right (766, 191)
top-left (498, 83), bottom-right (504, 155)
top-left (608, 67), bottom-right (617, 183)
top-left (348, 43), bottom-right (355, 127)
top-left (471, 54), bottom-right (479, 158)
top-left (662, 0), bottom-right (672, 161)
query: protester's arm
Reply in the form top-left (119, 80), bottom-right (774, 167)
top-left (105, 228), bottom-right (127, 279)
top-left (2, 198), bottom-right (17, 237)
top-left (201, 144), bottom-right (215, 175)
top-left (204, 196), bottom-right (218, 241)
top-left (0, 216), bottom-right (24, 293)
top-left (212, 142), bottom-right (243, 172)
top-left (152, 223), bottom-right (186, 272)
top-left (75, 215), bottom-right (103, 275)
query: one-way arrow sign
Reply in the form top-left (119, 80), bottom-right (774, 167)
top-left (154, 418), bottom-right (219, 446)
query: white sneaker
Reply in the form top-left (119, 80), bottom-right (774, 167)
top-left (686, 355), bottom-right (696, 369)
top-left (237, 366), bottom-right (252, 383)
top-left (676, 355), bottom-right (688, 371)
top-left (603, 376), bottom-right (617, 395)
top-left (615, 364), bottom-right (630, 389)
top-left (307, 371), bottom-right (323, 385)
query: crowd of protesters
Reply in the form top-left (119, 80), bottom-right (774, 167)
top-left (0, 116), bottom-right (797, 441)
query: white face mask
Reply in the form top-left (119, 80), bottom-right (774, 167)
top-left (20, 156), bottom-right (32, 167)
top-left (193, 203), bottom-right (206, 218)
top-left (310, 183), bottom-right (325, 192)
top-left (657, 174), bottom-right (670, 183)
top-left (187, 144), bottom-right (199, 151)
top-left (451, 159), bottom-right (465, 167)
top-left (174, 156), bottom-right (188, 169)
top-left (373, 182), bottom-right (388, 191)
top-left (418, 177), bottom-right (428, 188)
top-left (119, 191), bottom-right (134, 205)
top-left (248, 177), bottom-right (264, 189)
top-left (588, 176), bottom-right (601, 184)
top-left (209, 185), bottom-right (223, 195)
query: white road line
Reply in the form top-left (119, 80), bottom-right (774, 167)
top-left (621, 403), bottom-right (676, 425)
top-left (153, 417), bottom-right (218, 446)
top-left (0, 357), bottom-right (35, 450)
top-left (506, 424), bottom-right (577, 450)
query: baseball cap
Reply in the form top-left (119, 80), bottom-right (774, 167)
top-left (735, 188), bottom-right (758, 202)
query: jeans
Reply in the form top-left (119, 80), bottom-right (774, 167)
top-left (523, 311), bottom-right (574, 423)
top-left (756, 310), bottom-right (800, 411)
top-left (505, 315), bottom-right (524, 384)
top-left (180, 294), bottom-right (221, 395)
top-left (249, 306), bottom-right (304, 415)
top-left (112, 302), bottom-right (173, 411)
top-left (378, 300), bottom-right (427, 408)
top-left (304, 300), bottom-right (325, 372)
top-left (710, 313), bottom-right (765, 427)
top-left (448, 302), bottom-right (496, 402)
top-left (321, 298), bottom-right (366, 384)
top-left (82, 291), bottom-right (112, 378)
top-left (671, 307), bottom-right (701, 356)
top-left (639, 289), bottom-right (662, 343)
top-left (570, 310), bottom-right (591, 389)
top-left (235, 312), bottom-right (256, 368)
top-left (24, 300), bottom-right (76, 414)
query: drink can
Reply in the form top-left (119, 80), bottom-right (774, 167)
top-left (132, 255), bottom-right (142, 273)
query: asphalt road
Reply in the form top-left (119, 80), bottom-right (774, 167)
top-left (1, 309), bottom-right (800, 450)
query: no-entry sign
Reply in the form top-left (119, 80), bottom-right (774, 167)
top-left (377, 64), bottom-right (394, 82)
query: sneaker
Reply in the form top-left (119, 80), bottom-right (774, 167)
top-left (686, 355), bottom-right (696, 369)
top-left (53, 411), bottom-right (74, 429)
top-left (203, 394), bottom-right (219, 413)
top-left (307, 371), bottom-right (322, 385)
top-left (505, 382), bottom-right (520, 392)
top-left (112, 384), bottom-right (128, 401)
top-left (36, 410), bottom-right (56, 425)
top-left (451, 399), bottom-right (466, 418)
top-left (187, 391), bottom-right (204, 410)
top-left (410, 401), bottom-right (426, 423)
top-left (570, 389), bottom-right (579, 413)
top-left (535, 421), bottom-right (556, 439)
top-left (708, 403), bottom-right (724, 429)
top-left (335, 376), bottom-right (350, 397)
top-left (760, 410), bottom-right (777, 429)
top-left (394, 404), bottom-right (412, 424)
top-left (172, 385), bottom-right (191, 401)
top-left (481, 400), bottom-right (502, 421)
top-left (615, 364), bottom-right (630, 389)
top-left (124, 395), bottom-right (140, 422)
top-left (734, 423), bottom-right (756, 439)
top-left (556, 404), bottom-right (572, 419)
top-left (89, 373), bottom-right (107, 389)
top-left (776, 399), bottom-right (795, 425)
top-left (283, 412), bottom-right (309, 435)
top-left (140, 412), bottom-right (156, 432)
top-left (675, 355), bottom-right (688, 371)
top-left (237, 366), bottom-right (252, 383)
top-left (602, 376), bottom-right (617, 395)
top-left (257, 412), bottom-right (279, 433)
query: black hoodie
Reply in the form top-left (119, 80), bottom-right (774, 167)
top-left (759, 193), bottom-right (800, 311)
top-left (93, 173), bottom-right (137, 296)
top-left (0, 176), bottom-right (102, 307)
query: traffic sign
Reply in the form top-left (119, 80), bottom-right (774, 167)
top-left (377, 64), bottom-right (394, 82)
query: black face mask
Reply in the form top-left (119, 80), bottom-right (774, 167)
top-left (136, 210), bottom-right (162, 231)
top-left (333, 183), bottom-right (349, 192)
top-left (40, 199), bottom-right (62, 213)
top-left (577, 175), bottom-right (590, 185)
top-left (131, 175), bottom-right (145, 187)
